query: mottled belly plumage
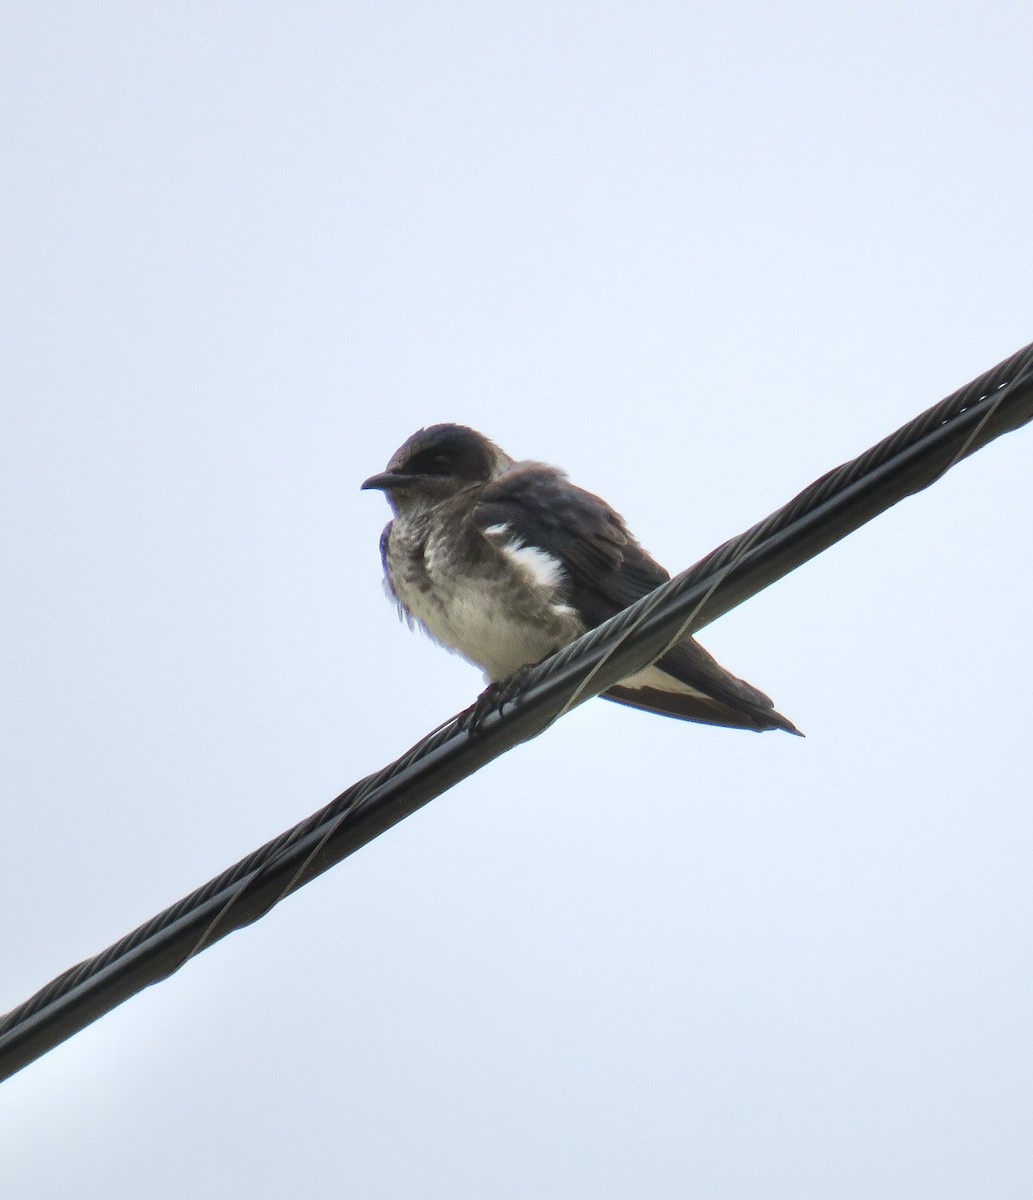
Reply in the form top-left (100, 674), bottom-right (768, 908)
top-left (383, 518), bottom-right (582, 681)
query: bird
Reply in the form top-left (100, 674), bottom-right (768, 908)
top-left (362, 423), bottom-right (800, 735)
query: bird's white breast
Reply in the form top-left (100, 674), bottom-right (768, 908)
top-left (386, 520), bottom-right (582, 681)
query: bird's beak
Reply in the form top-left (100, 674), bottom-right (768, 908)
top-left (361, 471), bottom-right (408, 492)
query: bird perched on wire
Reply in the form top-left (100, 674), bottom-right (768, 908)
top-left (362, 423), bottom-right (800, 735)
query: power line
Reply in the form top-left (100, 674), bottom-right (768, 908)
top-left (2, 340), bottom-right (1032, 1083)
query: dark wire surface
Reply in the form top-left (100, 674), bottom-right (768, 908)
top-left (3, 340), bottom-right (1032, 1082)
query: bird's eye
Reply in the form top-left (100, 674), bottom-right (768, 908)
top-left (403, 448), bottom-right (455, 475)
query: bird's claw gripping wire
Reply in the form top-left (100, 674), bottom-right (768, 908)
top-left (459, 666), bottom-right (535, 735)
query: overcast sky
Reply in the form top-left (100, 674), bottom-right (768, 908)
top-left (3, 3), bottom-right (1033, 1197)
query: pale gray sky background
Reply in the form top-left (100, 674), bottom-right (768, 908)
top-left (3, 2), bottom-right (1032, 1197)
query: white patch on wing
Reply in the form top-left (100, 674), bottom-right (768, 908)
top-left (483, 520), bottom-right (570, 601)
top-left (498, 540), bottom-right (567, 591)
top-left (389, 517), bottom-right (582, 681)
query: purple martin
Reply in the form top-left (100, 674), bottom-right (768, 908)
top-left (362, 424), bottom-right (800, 735)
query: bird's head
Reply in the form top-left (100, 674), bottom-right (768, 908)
top-left (361, 424), bottom-right (512, 513)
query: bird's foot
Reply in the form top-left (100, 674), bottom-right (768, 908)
top-left (459, 667), bottom-right (534, 735)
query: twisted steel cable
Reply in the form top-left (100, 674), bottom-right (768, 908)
top-left (2, 339), bottom-right (1032, 1082)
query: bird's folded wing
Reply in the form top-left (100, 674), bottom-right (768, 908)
top-left (473, 465), bottom-right (799, 733)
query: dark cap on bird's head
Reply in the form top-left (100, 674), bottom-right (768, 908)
top-left (361, 424), bottom-right (512, 509)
